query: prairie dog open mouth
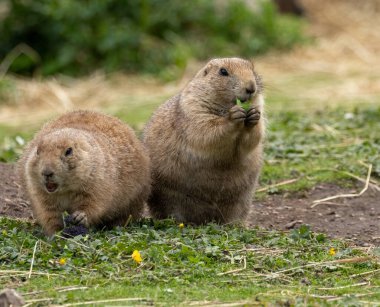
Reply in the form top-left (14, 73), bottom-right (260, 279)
top-left (45, 181), bottom-right (58, 193)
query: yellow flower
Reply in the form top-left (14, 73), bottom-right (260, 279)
top-left (59, 258), bottom-right (67, 265)
top-left (2, 230), bottom-right (7, 236)
top-left (179, 223), bottom-right (184, 229)
top-left (132, 250), bottom-right (142, 264)
top-left (329, 247), bottom-right (336, 256)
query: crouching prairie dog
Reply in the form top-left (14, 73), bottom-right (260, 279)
top-left (18, 110), bottom-right (151, 236)
top-left (143, 57), bottom-right (265, 224)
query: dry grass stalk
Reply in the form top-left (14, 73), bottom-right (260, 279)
top-left (28, 240), bottom-right (39, 279)
top-left (57, 287), bottom-right (89, 293)
top-left (0, 270), bottom-right (58, 276)
top-left (187, 300), bottom-right (261, 306)
top-left (235, 247), bottom-right (284, 255)
top-left (311, 164), bottom-right (372, 207)
top-left (23, 297), bottom-right (53, 307)
top-left (318, 168), bottom-right (380, 192)
top-left (61, 298), bottom-right (151, 306)
top-left (22, 286), bottom-right (89, 297)
top-left (257, 178), bottom-right (299, 193)
top-left (0, 73), bottom-right (172, 128)
top-left (332, 257), bottom-right (374, 264)
top-left (270, 256), bottom-right (373, 276)
top-left (217, 256), bottom-right (247, 276)
top-left (317, 282), bottom-right (368, 291)
top-left (350, 268), bottom-right (380, 278)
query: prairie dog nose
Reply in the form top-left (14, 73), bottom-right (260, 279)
top-left (42, 169), bottom-right (54, 178)
top-left (245, 81), bottom-right (256, 95)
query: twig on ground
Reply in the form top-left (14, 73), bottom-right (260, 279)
top-left (217, 256), bottom-right (247, 276)
top-left (61, 298), bottom-right (151, 306)
top-left (22, 290), bottom-right (47, 296)
top-left (0, 270), bottom-right (58, 276)
top-left (188, 300), bottom-right (261, 306)
top-left (358, 300), bottom-right (380, 306)
top-left (341, 171), bottom-right (380, 192)
top-left (23, 297), bottom-right (53, 307)
top-left (317, 281), bottom-right (368, 290)
top-left (308, 294), bottom-right (336, 299)
top-left (257, 178), bottom-right (299, 193)
top-left (234, 247), bottom-right (284, 255)
top-left (269, 257), bottom-right (373, 276)
top-left (199, 302), bottom-right (260, 307)
top-left (234, 272), bottom-right (293, 283)
top-left (28, 240), bottom-right (39, 279)
top-left (316, 168), bottom-right (380, 192)
top-left (350, 268), bottom-right (380, 278)
top-left (311, 164), bottom-right (372, 208)
top-left (332, 257), bottom-right (373, 264)
top-left (58, 287), bottom-right (89, 293)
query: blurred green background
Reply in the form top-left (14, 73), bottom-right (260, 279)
top-left (0, 0), bottom-right (305, 80)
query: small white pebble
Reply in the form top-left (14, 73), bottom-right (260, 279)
top-left (344, 112), bottom-right (354, 120)
top-left (15, 136), bottom-right (25, 146)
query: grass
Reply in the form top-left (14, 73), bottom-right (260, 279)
top-left (1, 218), bottom-right (379, 306)
top-left (259, 105), bottom-right (380, 195)
top-left (0, 124), bottom-right (28, 162)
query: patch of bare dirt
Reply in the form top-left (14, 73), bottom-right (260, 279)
top-left (0, 163), bottom-right (32, 219)
top-left (1, 163), bottom-right (379, 245)
top-left (249, 183), bottom-right (380, 246)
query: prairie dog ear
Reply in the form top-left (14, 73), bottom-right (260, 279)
top-left (196, 62), bottom-right (213, 78)
top-left (203, 66), bottom-right (210, 76)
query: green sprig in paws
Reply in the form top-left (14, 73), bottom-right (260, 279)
top-left (236, 98), bottom-right (251, 111)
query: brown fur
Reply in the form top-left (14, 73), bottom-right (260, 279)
top-left (143, 57), bottom-right (265, 224)
top-left (18, 110), bottom-right (151, 236)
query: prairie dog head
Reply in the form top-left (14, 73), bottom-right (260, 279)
top-left (27, 128), bottom-right (99, 194)
top-left (185, 58), bottom-right (263, 114)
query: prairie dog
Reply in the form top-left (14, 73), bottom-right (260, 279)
top-left (18, 110), bottom-right (151, 236)
top-left (143, 57), bottom-right (265, 224)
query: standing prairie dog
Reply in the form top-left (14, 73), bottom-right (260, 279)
top-left (18, 110), bottom-right (151, 236)
top-left (143, 57), bottom-right (265, 224)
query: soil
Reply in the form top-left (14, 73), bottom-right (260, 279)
top-left (249, 184), bottom-right (380, 246)
top-left (0, 163), bottom-right (32, 220)
top-left (1, 163), bottom-right (379, 246)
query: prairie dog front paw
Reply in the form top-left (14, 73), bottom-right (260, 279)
top-left (71, 211), bottom-right (89, 227)
top-left (245, 107), bottom-right (261, 127)
top-left (229, 105), bottom-right (246, 125)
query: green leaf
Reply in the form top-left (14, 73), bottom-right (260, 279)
top-left (236, 98), bottom-right (251, 111)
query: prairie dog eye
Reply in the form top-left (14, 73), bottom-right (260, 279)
top-left (65, 147), bottom-right (73, 156)
top-left (219, 68), bottom-right (229, 76)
